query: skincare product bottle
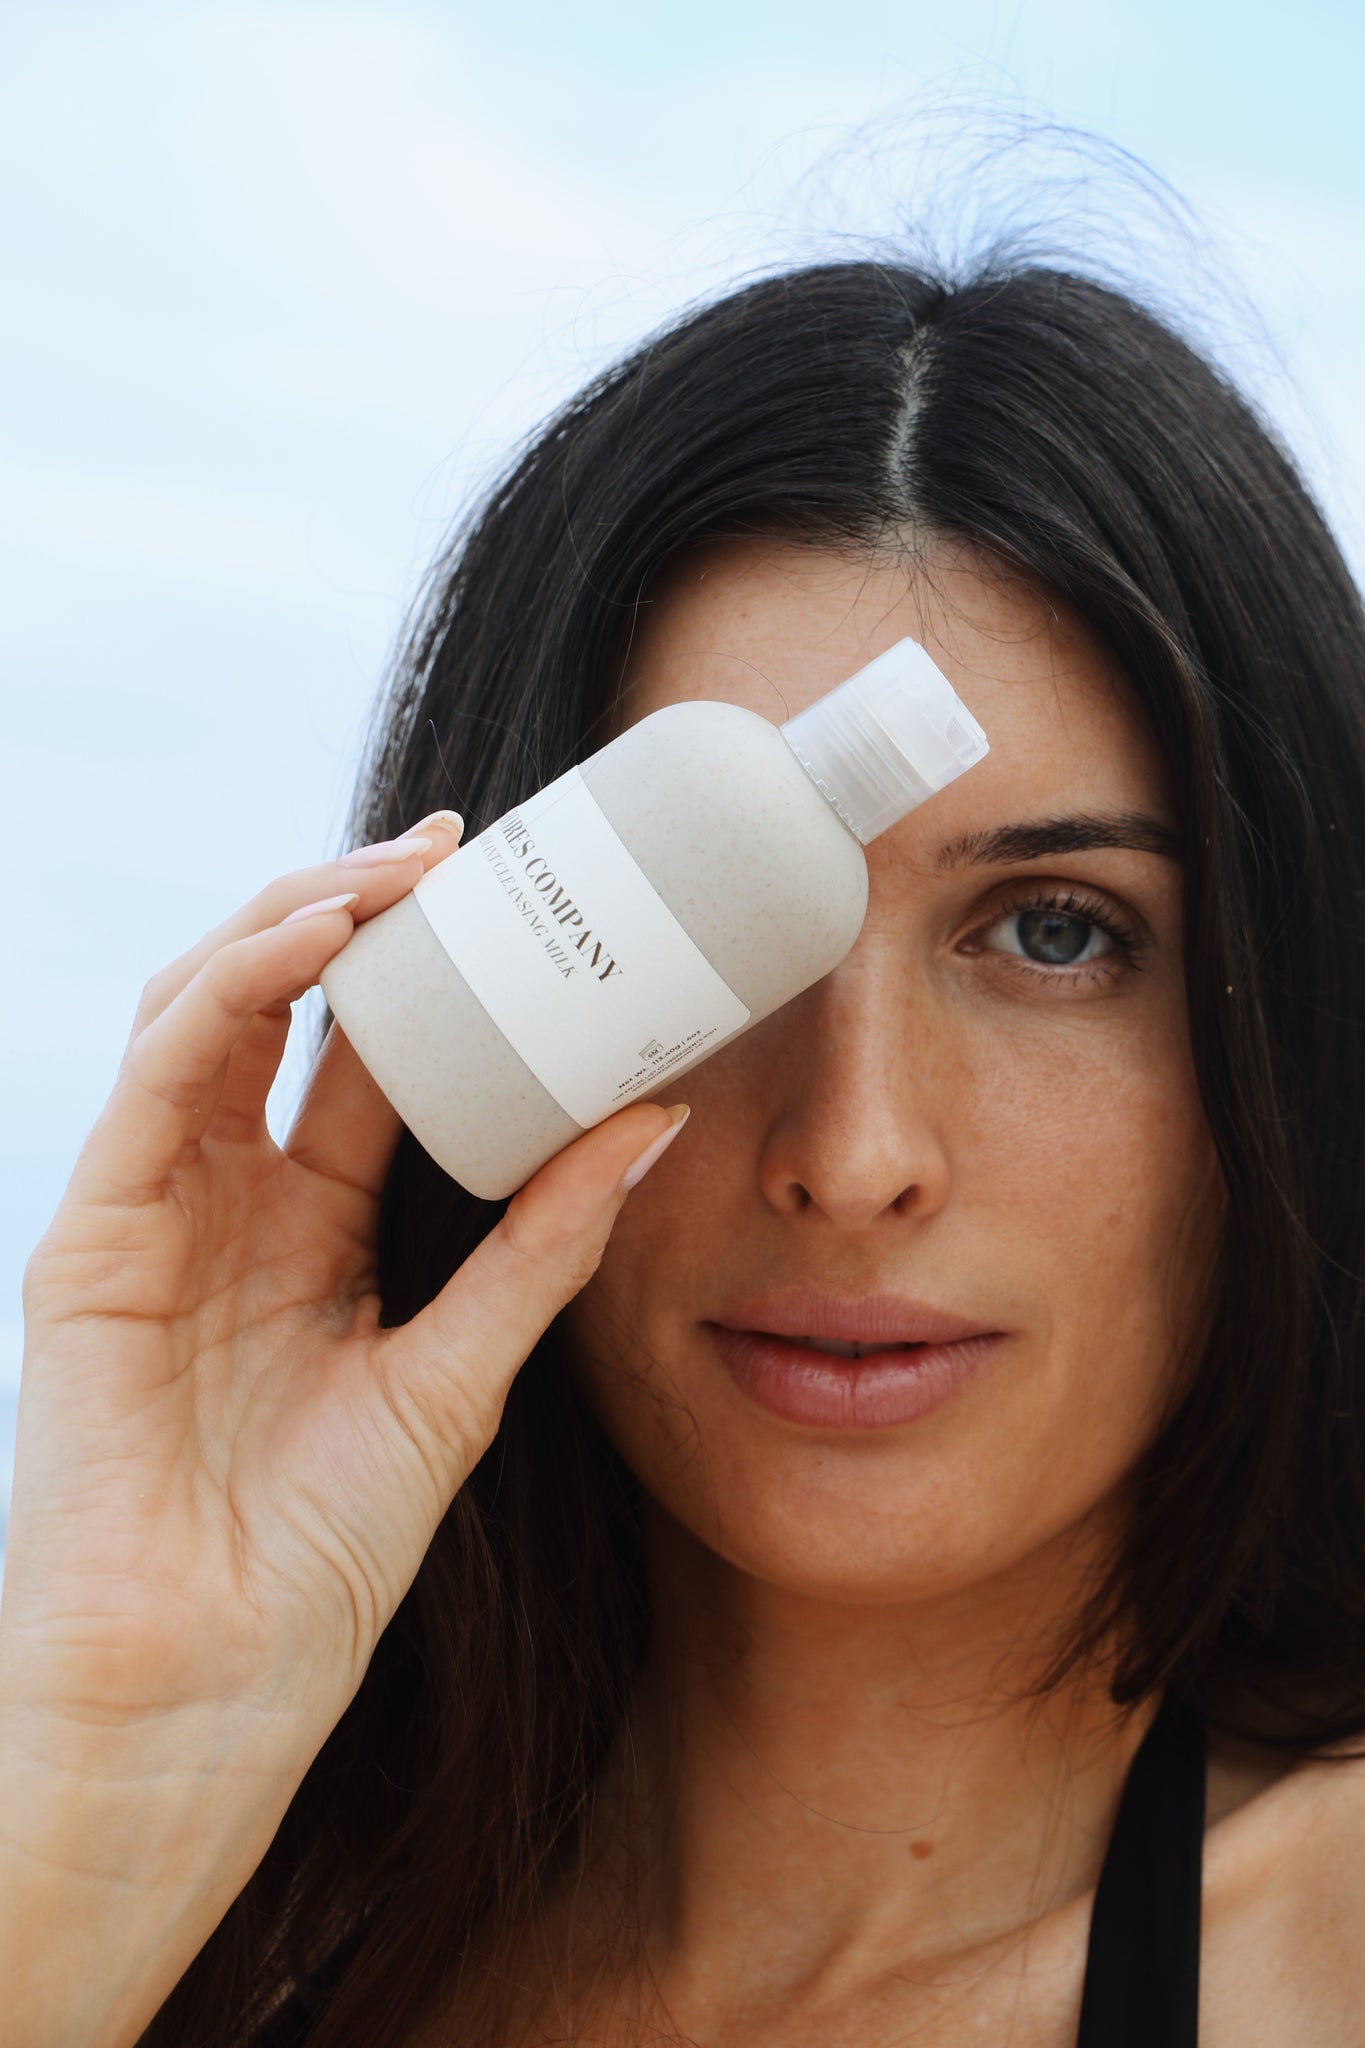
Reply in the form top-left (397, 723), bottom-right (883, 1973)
top-left (321, 638), bottom-right (988, 1199)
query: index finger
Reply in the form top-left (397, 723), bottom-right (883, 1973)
top-left (72, 901), bottom-right (364, 1208)
top-left (129, 813), bottom-right (465, 1037)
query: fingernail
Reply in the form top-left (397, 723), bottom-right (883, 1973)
top-left (282, 892), bottom-right (361, 925)
top-left (340, 833), bottom-right (434, 868)
top-left (619, 1106), bottom-right (691, 1193)
top-left (410, 810), bottom-right (464, 838)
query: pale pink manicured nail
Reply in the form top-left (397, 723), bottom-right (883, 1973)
top-left (282, 892), bottom-right (361, 925)
top-left (339, 833), bottom-right (433, 868)
top-left (619, 1106), bottom-right (691, 1193)
top-left (410, 809), bottom-right (464, 838)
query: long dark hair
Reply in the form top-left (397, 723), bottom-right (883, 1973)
top-left (143, 255), bottom-right (1365, 2046)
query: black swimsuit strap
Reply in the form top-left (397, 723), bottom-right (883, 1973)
top-left (1075, 1699), bottom-right (1207, 2048)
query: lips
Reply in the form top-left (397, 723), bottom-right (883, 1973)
top-left (788, 1335), bottom-right (918, 1358)
top-left (714, 1288), bottom-right (996, 1349)
top-left (708, 1288), bottom-right (1004, 1430)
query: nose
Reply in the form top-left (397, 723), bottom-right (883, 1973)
top-left (753, 940), bottom-right (953, 1230)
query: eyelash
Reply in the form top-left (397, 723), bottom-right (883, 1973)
top-left (970, 885), bottom-right (1148, 986)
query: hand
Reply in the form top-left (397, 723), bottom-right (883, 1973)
top-left (1, 813), bottom-right (689, 2046)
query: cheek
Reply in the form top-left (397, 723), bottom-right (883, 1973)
top-left (567, 1039), bottom-right (771, 1336)
top-left (562, 1119), bottom-right (735, 1387)
top-left (944, 1005), bottom-right (1221, 1529)
top-left (966, 1003), bottom-right (1214, 1303)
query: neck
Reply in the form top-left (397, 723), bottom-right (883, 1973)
top-left (560, 1503), bottom-right (1152, 2025)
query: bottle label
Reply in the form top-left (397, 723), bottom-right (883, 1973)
top-left (412, 765), bottom-right (752, 1127)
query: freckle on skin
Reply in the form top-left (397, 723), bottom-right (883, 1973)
top-left (910, 1839), bottom-right (933, 1860)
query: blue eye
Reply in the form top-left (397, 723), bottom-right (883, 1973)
top-left (1012, 909), bottom-right (1109, 966)
top-left (976, 889), bottom-right (1139, 975)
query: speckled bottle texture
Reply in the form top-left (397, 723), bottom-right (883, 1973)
top-left (321, 702), bottom-right (869, 1199)
top-left (321, 642), bottom-right (988, 1201)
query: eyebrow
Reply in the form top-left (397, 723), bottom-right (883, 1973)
top-left (934, 810), bottom-right (1183, 871)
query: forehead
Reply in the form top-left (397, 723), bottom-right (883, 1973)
top-left (616, 538), bottom-right (1173, 830)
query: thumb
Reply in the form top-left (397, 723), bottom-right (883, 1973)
top-left (375, 1102), bottom-right (691, 1483)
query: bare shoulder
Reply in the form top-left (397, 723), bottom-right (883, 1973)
top-left (1201, 1731), bottom-right (1365, 2045)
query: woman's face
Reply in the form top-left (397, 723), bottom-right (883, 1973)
top-left (561, 539), bottom-right (1222, 1613)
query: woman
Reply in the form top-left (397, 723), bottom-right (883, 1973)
top-left (5, 253), bottom-right (1365, 2048)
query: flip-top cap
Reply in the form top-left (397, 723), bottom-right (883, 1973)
top-left (779, 637), bottom-right (989, 844)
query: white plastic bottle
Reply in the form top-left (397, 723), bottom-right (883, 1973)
top-left (321, 639), bottom-right (988, 1198)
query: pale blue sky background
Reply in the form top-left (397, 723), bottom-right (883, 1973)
top-left (3, 0), bottom-right (1363, 1557)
